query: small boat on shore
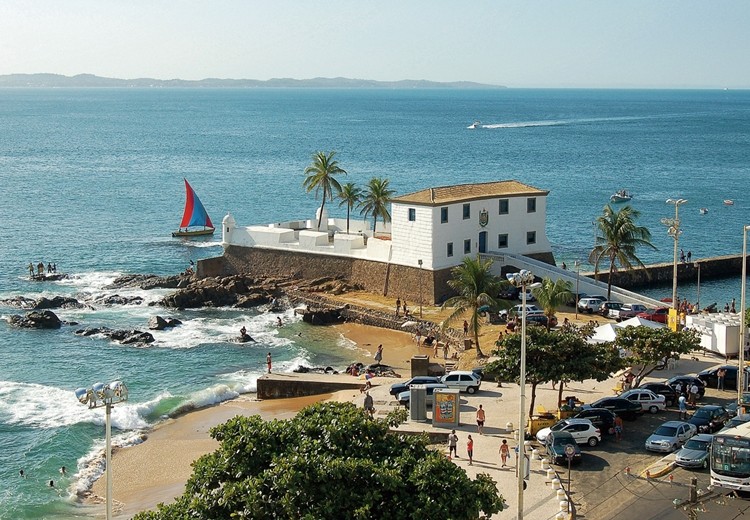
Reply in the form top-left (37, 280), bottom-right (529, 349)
top-left (172, 179), bottom-right (215, 237)
top-left (610, 190), bottom-right (632, 203)
top-left (724, 199), bottom-right (734, 206)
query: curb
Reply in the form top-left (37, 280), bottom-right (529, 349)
top-left (640, 461), bottom-right (675, 479)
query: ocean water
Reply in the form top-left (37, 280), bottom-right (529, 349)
top-left (1, 88), bottom-right (749, 518)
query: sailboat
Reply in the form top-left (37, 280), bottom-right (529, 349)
top-left (172, 179), bottom-right (215, 237)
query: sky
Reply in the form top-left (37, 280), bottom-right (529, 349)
top-left (1, 1), bottom-right (748, 88)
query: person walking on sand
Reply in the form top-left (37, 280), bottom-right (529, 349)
top-left (463, 320), bottom-right (469, 336)
top-left (266, 352), bottom-right (272, 373)
top-left (476, 404), bottom-right (486, 435)
top-left (395, 297), bottom-right (401, 317)
top-left (415, 327), bottom-right (422, 346)
top-left (374, 344), bottom-right (383, 365)
top-left (448, 430), bottom-right (459, 458)
top-left (500, 439), bottom-right (510, 467)
top-left (433, 342), bottom-right (439, 358)
top-left (467, 435), bottom-right (474, 465)
top-left (614, 415), bottom-right (623, 441)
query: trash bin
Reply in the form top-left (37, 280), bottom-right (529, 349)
top-left (410, 384), bottom-right (427, 421)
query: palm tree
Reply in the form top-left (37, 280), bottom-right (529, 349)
top-left (303, 151), bottom-right (347, 230)
top-left (360, 177), bottom-right (395, 234)
top-left (532, 277), bottom-right (573, 331)
top-left (337, 182), bottom-right (363, 234)
top-left (441, 256), bottom-right (502, 358)
top-left (589, 204), bottom-right (656, 300)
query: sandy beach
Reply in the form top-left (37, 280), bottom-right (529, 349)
top-left (87, 321), bottom-right (424, 518)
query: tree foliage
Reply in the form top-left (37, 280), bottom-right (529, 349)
top-left (303, 151), bottom-right (347, 230)
top-left (134, 402), bottom-right (504, 520)
top-left (441, 256), bottom-right (502, 358)
top-left (486, 327), bottom-right (624, 417)
top-left (359, 177), bottom-right (395, 233)
top-left (338, 182), bottom-right (363, 234)
top-left (589, 204), bottom-right (656, 300)
top-left (613, 325), bottom-right (700, 386)
top-left (531, 277), bottom-right (573, 331)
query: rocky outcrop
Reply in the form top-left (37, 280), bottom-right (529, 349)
top-left (7, 310), bottom-right (63, 329)
top-left (94, 294), bottom-right (144, 306)
top-left (75, 327), bottom-right (155, 346)
top-left (0, 296), bottom-right (37, 309)
top-left (30, 273), bottom-right (69, 282)
top-left (301, 307), bottom-right (346, 325)
top-left (105, 273), bottom-right (192, 291)
top-left (157, 275), bottom-right (287, 309)
top-left (293, 365), bottom-right (338, 375)
top-left (147, 316), bottom-right (182, 330)
top-left (0, 296), bottom-right (88, 310)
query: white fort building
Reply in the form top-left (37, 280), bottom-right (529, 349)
top-left (211, 180), bottom-right (555, 303)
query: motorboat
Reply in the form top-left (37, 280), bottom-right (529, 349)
top-left (724, 199), bottom-right (734, 206)
top-left (699, 207), bottom-right (709, 215)
top-left (610, 190), bottom-right (632, 203)
top-left (467, 121), bottom-right (481, 129)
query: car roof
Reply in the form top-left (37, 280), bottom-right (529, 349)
top-left (560, 418), bottom-right (594, 425)
top-left (661, 420), bottom-right (691, 428)
top-left (696, 404), bottom-right (725, 411)
top-left (444, 370), bottom-right (476, 376)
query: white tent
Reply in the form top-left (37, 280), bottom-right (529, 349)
top-left (590, 323), bottom-right (619, 343)
top-left (617, 316), bottom-right (666, 329)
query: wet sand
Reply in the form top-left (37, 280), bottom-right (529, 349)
top-left (87, 322), bottom-right (423, 518)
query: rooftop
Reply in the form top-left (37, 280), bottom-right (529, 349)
top-left (392, 180), bottom-right (548, 206)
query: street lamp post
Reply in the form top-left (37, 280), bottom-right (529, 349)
top-left (418, 259), bottom-right (423, 318)
top-left (739, 226), bottom-right (750, 405)
top-left (662, 198), bottom-right (687, 310)
top-left (75, 381), bottom-right (129, 520)
top-left (506, 269), bottom-right (541, 520)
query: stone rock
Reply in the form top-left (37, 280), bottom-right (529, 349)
top-left (235, 293), bottom-right (271, 308)
top-left (74, 327), bottom-right (154, 346)
top-left (301, 308), bottom-right (345, 325)
top-left (0, 296), bottom-right (37, 309)
top-left (8, 310), bottom-right (62, 329)
top-left (34, 296), bottom-right (87, 309)
top-left (148, 316), bottom-right (182, 330)
top-left (30, 273), bottom-right (69, 282)
top-left (105, 273), bottom-right (189, 291)
top-left (293, 365), bottom-right (338, 375)
top-left (94, 294), bottom-right (144, 306)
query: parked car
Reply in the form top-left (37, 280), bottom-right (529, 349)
top-left (688, 405), bottom-right (730, 433)
top-left (517, 289), bottom-right (537, 302)
top-left (578, 297), bottom-right (607, 314)
top-left (535, 418), bottom-right (601, 446)
top-left (674, 433), bottom-right (713, 469)
top-left (566, 292), bottom-right (588, 307)
top-left (645, 421), bottom-right (697, 452)
top-left (584, 397), bottom-right (643, 420)
top-left (638, 383), bottom-right (678, 407)
top-left (498, 285), bottom-right (520, 300)
top-left (698, 365), bottom-right (750, 391)
top-left (616, 304), bottom-right (648, 321)
top-left (666, 376), bottom-right (706, 398)
top-left (544, 431), bottom-right (582, 465)
top-left (636, 307), bottom-right (670, 324)
top-left (573, 408), bottom-right (617, 435)
top-left (389, 376), bottom-right (442, 397)
top-left (525, 314), bottom-right (558, 328)
top-left (441, 371), bottom-right (481, 394)
top-left (619, 388), bottom-right (667, 414)
top-left (498, 304), bottom-right (543, 320)
top-left (720, 413), bottom-right (750, 432)
top-left (599, 301), bottom-right (623, 318)
top-left (396, 383), bottom-right (448, 408)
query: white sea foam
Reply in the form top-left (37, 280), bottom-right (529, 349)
top-left (71, 429), bottom-right (146, 498)
top-left (185, 240), bottom-right (223, 248)
top-left (483, 120), bottom-right (565, 129)
top-left (0, 382), bottom-right (96, 429)
top-left (55, 271), bottom-right (124, 292)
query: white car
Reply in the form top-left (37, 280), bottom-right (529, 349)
top-left (440, 371), bottom-right (481, 394)
top-left (517, 289), bottom-right (537, 302)
top-left (499, 304), bottom-right (543, 320)
top-left (536, 418), bottom-right (601, 447)
top-left (578, 297), bottom-right (607, 314)
top-left (619, 388), bottom-right (667, 414)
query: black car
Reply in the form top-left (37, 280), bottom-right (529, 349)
top-left (498, 286), bottom-right (520, 300)
top-left (666, 376), bottom-right (706, 398)
top-left (573, 408), bottom-right (617, 435)
top-left (585, 397), bottom-right (643, 420)
top-left (638, 383), bottom-right (678, 407)
top-left (698, 365), bottom-right (750, 391)
top-left (389, 376), bottom-right (441, 397)
top-left (599, 302), bottom-right (623, 317)
top-left (545, 431), bottom-right (582, 465)
top-left (688, 405), bottom-right (730, 433)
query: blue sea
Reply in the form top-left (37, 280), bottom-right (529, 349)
top-left (1, 88), bottom-right (749, 519)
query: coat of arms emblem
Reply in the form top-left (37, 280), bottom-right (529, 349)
top-left (479, 208), bottom-right (489, 227)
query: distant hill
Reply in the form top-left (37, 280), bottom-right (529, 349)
top-left (0, 73), bottom-right (504, 89)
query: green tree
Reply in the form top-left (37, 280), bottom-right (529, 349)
top-left (613, 325), bottom-right (700, 386)
top-left (134, 402), bottom-right (504, 520)
top-left (337, 182), bottom-right (363, 234)
top-left (359, 177), bottom-right (395, 233)
top-left (441, 256), bottom-right (503, 358)
top-left (532, 277), bottom-right (573, 331)
top-left (589, 204), bottom-right (656, 300)
top-left (303, 151), bottom-right (347, 230)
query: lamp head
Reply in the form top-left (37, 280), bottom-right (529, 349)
top-left (74, 387), bottom-right (90, 405)
top-left (92, 382), bottom-right (106, 400)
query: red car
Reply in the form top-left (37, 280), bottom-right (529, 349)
top-left (636, 307), bottom-right (670, 323)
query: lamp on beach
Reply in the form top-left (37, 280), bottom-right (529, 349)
top-left (418, 259), bottom-right (423, 318)
top-left (506, 269), bottom-right (541, 520)
top-left (739, 225), bottom-right (750, 405)
top-left (75, 381), bottom-right (128, 520)
top-left (662, 198), bottom-right (687, 310)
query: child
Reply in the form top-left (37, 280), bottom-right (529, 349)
top-left (467, 435), bottom-right (474, 465)
top-left (500, 439), bottom-right (510, 467)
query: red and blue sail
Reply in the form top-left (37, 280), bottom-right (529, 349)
top-left (179, 179), bottom-right (214, 229)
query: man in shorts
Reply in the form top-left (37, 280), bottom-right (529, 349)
top-left (476, 404), bottom-right (486, 435)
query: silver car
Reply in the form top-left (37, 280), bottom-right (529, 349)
top-left (645, 421), bottom-right (697, 453)
top-left (674, 434), bottom-right (713, 469)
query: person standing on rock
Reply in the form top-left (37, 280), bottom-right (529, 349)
top-left (395, 297), bottom-right (401, 317)
top-left (266, 352), bottom-right (272, 373)
top-left (374, 345), bottom-right (383, 365)
top-left (28, 263), bottom-right (34, 278)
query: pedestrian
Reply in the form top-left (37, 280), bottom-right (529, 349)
top-left (415, 327), bottom-right (422, 346)
top-left (37, 262), bottom-right (44, 276)
top-left (266, 352), bottom-right (272, 373)
top-left (47, 262), bottom-right (52, 273)
top-left (448, 430), bottom-right (459, 458)
top-left (718, 367), bottom-right (726, 390)
top-left (689, 382), bottom-right (699, 406)
top-left (614, 415), bottom-right (623, 441)
top-left (561, 262), bottom-right (567, 270)
top-left (678, 394), bottom-right (687, 420)
top-left (732, 298), bottom-right (737, 313)
top-left (463, 320), bottom-right (469, 336)
top-left (499, 439), bottom-right (510, 467)
top-left (443, 343), bottom-right (449, 360)
top-left (680, 249), bottom-right (685, 263)
top-left (395, 297), bottom-right (401, 317)
top-left (28, 263), bottom-right (34, 278)
top-left (276, 316), bottom-right (283, 327)
top-left (476, 404), bottom-right (486, 435)
top-left (374, 344), bottom-right (383, 364)
top-left (687, 251), bottom-right (692, 262)
top-left (402, 300), bottom-right (408, 316)
top-left (674, 381), bottom-right (682, 397)
top-left (467, 435), bottom-right (474, 465)
top-left (433, 342), bottom-right (439, 358)
top-left (363, 391), bottom-right (374, 418)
